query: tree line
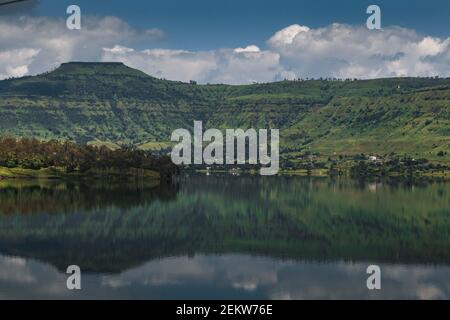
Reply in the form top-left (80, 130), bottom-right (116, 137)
top-left (0, 137), bottom-right (177, 177)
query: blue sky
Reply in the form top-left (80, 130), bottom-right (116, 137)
top-left (6, 0), bottom-right (450, 50)
top-left (0, 0), bottom-right (449, 83)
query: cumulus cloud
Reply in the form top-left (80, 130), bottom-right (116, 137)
top-left (102, 45), bottom-right (293, 84)
top-left (103, 46), bottom-right (217, 82)
top-left (268, 24), bottom-right (311, 46)
top-left (268, 23), bottom-right (450, 79)
top-left (0, 15), bottom-right (163, 79)
top-left (234, 45), bottom-right (261, 53)
top-left (102, 23), bottom-right (450, 83)
top-left (0, 15), bottom-right (449, 83)
top-left (0, 48), bottom-right (40, 79)
top-left (210, 48), bottom-right (294, 84)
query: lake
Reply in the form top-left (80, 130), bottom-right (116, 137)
top-left (0, 174), bottom-right (449, 299)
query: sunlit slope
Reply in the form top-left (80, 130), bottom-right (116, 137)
top-left (0, 62), bottom-right (448, 159)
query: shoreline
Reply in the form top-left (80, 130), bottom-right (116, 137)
top-left (0, 166), bottom-right (161, 181)
top-left (1, 166), bottom-right (448, 181)
top-left (193, 168), bottom-right (449, 180)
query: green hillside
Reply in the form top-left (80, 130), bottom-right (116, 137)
top-left (0, 62), bottom-right (449, 163)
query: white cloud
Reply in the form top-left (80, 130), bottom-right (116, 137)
top-left (0, 48), bottom-right (40, 78)
top-left (0, 16), bottom-right (449, 83)
top-left (267, 23), bottom-right (450, 79)
top-left (102, 46), bottom-right (290, 84)
top-left (0, 15), bottom-right (163, 78)
top-left (210, 49), bottom-right (294, 84)
top-left (103, 23), bottom-right (450, 83)
top-left (268, 24), bottom-right (310, 45)
top-left (234, 45), bottom-right (261, 53)
top-left (103, 45), bottom-right (135, 54)
top-left (102, 47), bottom-right (217, 82)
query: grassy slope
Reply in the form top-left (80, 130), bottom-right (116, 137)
top-left (0, 62), bottom-right (448, 161)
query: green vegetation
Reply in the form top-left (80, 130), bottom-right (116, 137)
top-left (280, 153), bottom-right (449, 178)
top-left (0, 62), bottom-right (448, 172)
top-left (0, 137), bottom-right (177, 180)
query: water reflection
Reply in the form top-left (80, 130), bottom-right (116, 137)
top-left (1, 254), bottom-right (449, 299)
top-left (0, 179), bottom-right (177, 215)
top-left (0, 175), bottom-right (449, 299)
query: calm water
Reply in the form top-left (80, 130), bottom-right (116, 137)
top-left (0, 175), bottom-right (449, 299)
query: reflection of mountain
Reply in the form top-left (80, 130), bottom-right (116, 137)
top-left (0, 179), bottom-right (178, 214)
top-left (0, 175), bottom-right (448, 273)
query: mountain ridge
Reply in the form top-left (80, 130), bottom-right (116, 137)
top-left (0, 62), bottom-right (449, 162)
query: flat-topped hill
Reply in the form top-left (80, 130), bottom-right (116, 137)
top-left (0, 62), bottom-right (448, 161)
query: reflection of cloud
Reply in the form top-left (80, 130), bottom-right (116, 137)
top-left (0, 256), bottom-right (35, 284)
top-left (416, 285), bottom-right (445, 300)
top-left (219, 255), bottom-right (279, 291)
top-left (101, 278), bottom-right (131, 289)
top-left (1, 254), bottom-right (450, 299)
top-left (0, 255), bottom-right (77, 299)
top-left (100, 255), bottom-right (450, 300)
top-left (382, 265), bottom-right (433, 280)
top-left (232, 281), bottom-right (258, 291)
top-left (268, 263), bottom-right (450, 300)
top-left (102, 256), bottom-right (216, 288)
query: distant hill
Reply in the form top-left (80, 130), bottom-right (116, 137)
top-left (0, 62), bottom-right (449, 161)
